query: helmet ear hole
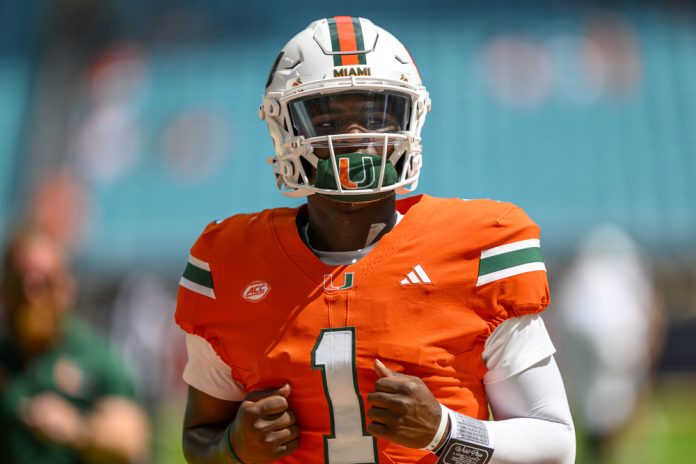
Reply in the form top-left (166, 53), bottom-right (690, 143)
top-left (265, 99), bottom-right (280, 117)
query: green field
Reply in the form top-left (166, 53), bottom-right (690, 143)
top-left (575, 375), bottom-right (696, 464)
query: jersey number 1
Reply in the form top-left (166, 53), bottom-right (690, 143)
top-left (312, 328), bottom-right (378, 463)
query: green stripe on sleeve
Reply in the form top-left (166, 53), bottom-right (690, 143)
top-left (479, 248), bottom-right (543, 276)
top-left (183, 263), bottom-right (214, 289)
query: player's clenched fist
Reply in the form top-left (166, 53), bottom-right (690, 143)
top-left (366, 359), bottom-right (446, 449)
top-left (228, 383), bottom-right (300, 463)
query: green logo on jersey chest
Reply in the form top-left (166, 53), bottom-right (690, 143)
top-left (323, 273), bottom-right (354, 291)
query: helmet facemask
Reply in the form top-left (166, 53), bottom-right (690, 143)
top-left (275, 91), bottom-right (416, 201)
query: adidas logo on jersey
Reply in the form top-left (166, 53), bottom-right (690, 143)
top-left (400, 264), bottom-right (432, 286)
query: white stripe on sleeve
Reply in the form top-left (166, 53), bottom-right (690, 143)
top-left (179, 277), bottom-right (216, 299)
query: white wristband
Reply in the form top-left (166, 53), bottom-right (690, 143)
top-left (423, 403), bottom-right (450, 451)
top-left (433, 409), bottom-right (494, 464)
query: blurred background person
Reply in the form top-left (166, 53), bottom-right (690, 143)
top-left (0, 226), bottom-right (150, 463)
top-left (553, 225), bottom-right (663, 463)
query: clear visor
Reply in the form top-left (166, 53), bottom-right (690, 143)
top-left (289, 91), bottom-right (411, 138)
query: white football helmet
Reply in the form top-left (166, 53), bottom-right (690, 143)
top-left (260, 16), bottom-right (430, 198)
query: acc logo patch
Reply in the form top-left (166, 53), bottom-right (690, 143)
top-left (242, 281), bottom-right (271, 302)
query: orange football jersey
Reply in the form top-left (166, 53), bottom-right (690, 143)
top-left (175, 194), bottom-right (550, 464)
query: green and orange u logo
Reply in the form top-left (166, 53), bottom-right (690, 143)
top-left (339, 157), bottom-right (375, 189)
top-left (323, 272), bottom-right (355, 290)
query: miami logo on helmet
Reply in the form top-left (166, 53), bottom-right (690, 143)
top-left (339, 156), bottom-right (375, 189)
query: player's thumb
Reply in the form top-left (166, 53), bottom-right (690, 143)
top-left (374, 359), bottom-right (396, 378)
top-left (277, 383), bottom-right (292, 398)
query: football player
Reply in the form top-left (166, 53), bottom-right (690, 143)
top-left (177, 17), bottom-right (575, 464)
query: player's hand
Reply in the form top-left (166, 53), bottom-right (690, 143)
top-left (228, 383), bottom-right (300, 463)
top-left (366, 359), bottom-right (446, 449)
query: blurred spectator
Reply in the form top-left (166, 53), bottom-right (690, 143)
top-left (110, 271), bottom-right (186, 406)
top-left (482, 13), bottom-right (640, 108)
top-left (583, 14), bottom-right (641, 99)
top-left (72, 43), bottom-right (148, 184)
top-left (554, 224), bottom-right (663, 463)
top-left (28, 169), bottom-right (89, 251)
top-left (483, 35), bottom-right (555, 107)
top-left (0, 226), bottom-right (150, 463)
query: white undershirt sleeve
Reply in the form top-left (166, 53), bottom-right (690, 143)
top-left (476, 315), bottom-right (575, 463)
top-left (483, 314), bottom-right (556, 384)
top-left (182, 333), bottom-right (247, 401)
top-left (484, 356), bottom-right (576, 463)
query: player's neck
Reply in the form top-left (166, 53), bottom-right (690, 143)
top-left (306, 194), bottom-right (397, 252)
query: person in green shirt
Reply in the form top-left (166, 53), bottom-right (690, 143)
top-left (0, 226), bottom-right (150, 463)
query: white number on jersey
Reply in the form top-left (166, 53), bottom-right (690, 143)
top-left (312, 328), bottom-right (378, 463)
